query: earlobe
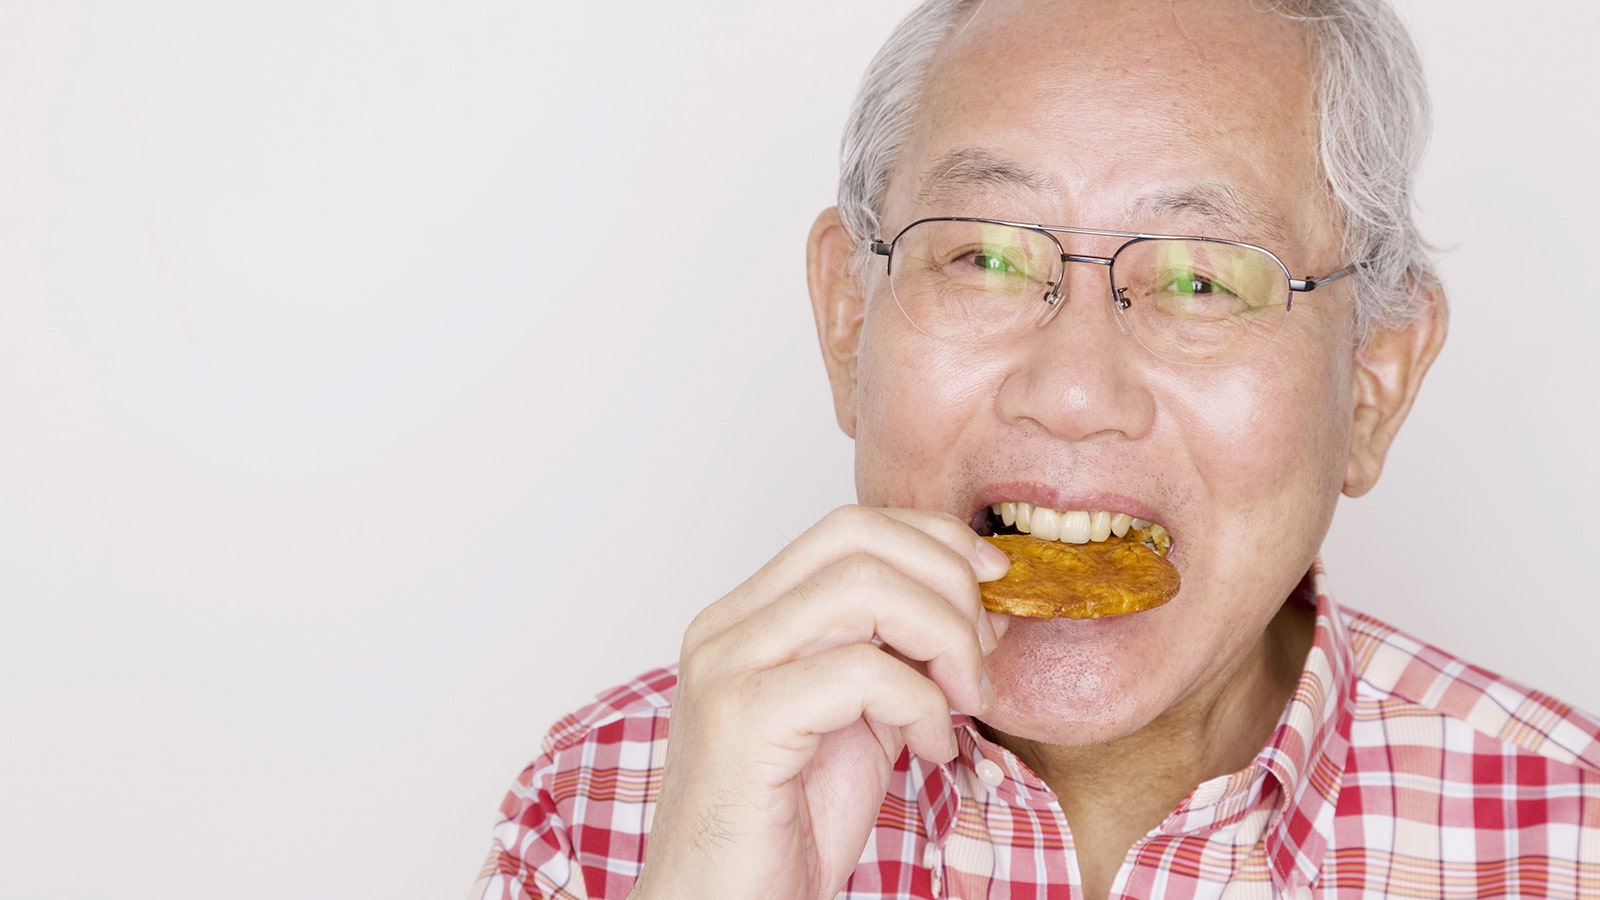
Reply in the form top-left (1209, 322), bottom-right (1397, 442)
top-left (1344, 280), bottom-right (1449, 497)
top-left (806, 207), bottom-right (868, 439)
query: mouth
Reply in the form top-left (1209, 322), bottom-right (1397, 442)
top-left (977, 502), bottom-right (1173, 558)
top-left (975, 502), bottom-right (1181, 620)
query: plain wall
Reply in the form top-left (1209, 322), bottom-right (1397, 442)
top-left (2, 2), bottom-right (1596, 897)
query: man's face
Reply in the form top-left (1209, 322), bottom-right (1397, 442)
top-left (831, 0), bottom-right (1371, 745)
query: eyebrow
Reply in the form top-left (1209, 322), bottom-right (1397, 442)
top-left (1125, 183), bottom-right (1291, 247)
top-left (914, 148), bottom-right (1060, 210)
top-left (912, 149), bottom-right (1292, 247)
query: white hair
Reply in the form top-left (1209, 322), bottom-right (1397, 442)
top-left (837, 0), bottom-right (1437, 338)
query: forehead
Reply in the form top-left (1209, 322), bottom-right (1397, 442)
top-left (891, 0), bottom-right (1327, 246)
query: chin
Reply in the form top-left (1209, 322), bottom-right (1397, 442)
top-left (978, 614), bottom-right (1185, 746)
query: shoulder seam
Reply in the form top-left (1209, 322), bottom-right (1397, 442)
top-left (1344, 610), bottom-right (1600, 774)
top-left (541, 665), bottom-right (678, 755)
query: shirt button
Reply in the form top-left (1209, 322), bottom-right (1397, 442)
top-left (975, 758), bottom-right (1004, 787)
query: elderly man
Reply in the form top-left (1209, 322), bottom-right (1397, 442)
top-left (478, 0), bottom-right (1600, 897)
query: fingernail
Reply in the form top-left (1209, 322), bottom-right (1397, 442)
top-left (979, 670), bottom-right (996, 710)
top-left (978, 610), bottom-right (998, 653)
top-left (974, 537), bottom-right (1010, 578)
top-left (990, 611), bottom-right (1011, 642)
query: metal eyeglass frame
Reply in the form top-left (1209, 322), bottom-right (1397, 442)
top-left (868, 216), bottom-right (1359, 329)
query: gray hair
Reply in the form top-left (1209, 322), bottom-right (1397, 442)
top-left (837, 0), bottom-right (1437, 338)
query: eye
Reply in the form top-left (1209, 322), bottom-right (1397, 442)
top-left (1147, 266), bottom-right (1251, 321)
top-left (1167, 276), bottom-right (1219, 295)
top-left (961, 246), bottom-right (1028, 277)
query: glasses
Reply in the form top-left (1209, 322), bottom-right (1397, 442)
top-left (869, 217), bottom-right (1357, 366)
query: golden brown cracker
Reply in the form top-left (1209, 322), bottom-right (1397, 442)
top-left (980, 534), bottom-right (1180, 619)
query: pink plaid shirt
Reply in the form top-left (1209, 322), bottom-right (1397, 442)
top-left (475, 571), bottom-right (1600, 898)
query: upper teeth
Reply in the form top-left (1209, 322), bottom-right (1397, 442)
top-left (992, 502), bottom-right (1171, 554)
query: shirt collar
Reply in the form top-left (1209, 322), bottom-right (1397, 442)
top-left (1260, 562), bottom-right (1354, 891)
top-left (917, 562), bottom-right (1355, 893)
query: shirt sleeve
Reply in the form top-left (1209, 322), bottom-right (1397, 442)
top-left (470, 753), bottom-right (590, 900)
top-left (471, 669), bottom-right (676, 899)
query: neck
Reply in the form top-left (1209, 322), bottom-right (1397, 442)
top-left (986, 597), bottom-right (1316, 900)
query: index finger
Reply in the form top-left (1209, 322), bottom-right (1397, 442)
top-left (721, 505), bottom-right (1009, 621)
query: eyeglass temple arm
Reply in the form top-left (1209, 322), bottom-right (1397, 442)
top-left (1287, 262), bottom-right (1360, 310)
top-left (1289, 262), bottom-right (1360, 294)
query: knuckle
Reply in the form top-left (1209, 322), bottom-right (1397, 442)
top-left (681, 600), bottom-right (726, 651)
top-left (928, 551), bottom-right (982, 612)
top-left (822, 502), bottom-right (868, 524)
top-left (832, 637), bottom-right (883, 685)
top-left (677, 642), bottom-right (710, 683)
top-left (819, 503), bottom-right (877, 538)
top-left (678, 628), bottom-right (732, 685)
top-left (832, 551), bottom-right (885, 586)
top-left (844, 641), bottom-right (888, 679)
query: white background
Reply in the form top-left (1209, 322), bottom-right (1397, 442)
top-left (2, 2), bottom-right (1596, 897)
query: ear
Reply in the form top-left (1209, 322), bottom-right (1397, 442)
top-left (806, 207), bottom-right (868, 438)
top-left (1343, 279), bottom-right (1448, 497)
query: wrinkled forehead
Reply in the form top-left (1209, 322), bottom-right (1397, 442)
top-left (886, 0), bottom-right (1331, 249)
top-left (936, 0), bottom-right (1310, 69)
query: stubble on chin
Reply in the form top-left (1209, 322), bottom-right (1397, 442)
top-left (979, 617), bottom-right (1177, 746)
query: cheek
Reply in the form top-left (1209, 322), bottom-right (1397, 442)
top-left (852, 309), bottom-right (1003, 503)
top-left (1162, 342), bottom-right (1357, 594)
top-left (1171, 353), bottom-right (1353, 499)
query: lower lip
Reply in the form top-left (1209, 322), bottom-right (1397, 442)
top-left (999, 604), bottom-right (1170, 630)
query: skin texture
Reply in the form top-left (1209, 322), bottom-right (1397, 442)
top-left (635, 2), bottom-right (1447, 899)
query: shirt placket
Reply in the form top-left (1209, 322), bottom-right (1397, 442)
top-left (932, 726), bottom-right (1079, 898)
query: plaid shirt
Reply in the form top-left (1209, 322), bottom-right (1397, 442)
top-left (475, 570), bottom-right (1600, 898)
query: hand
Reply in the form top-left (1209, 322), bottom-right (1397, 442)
top-left (630, 506), bottom-right (1009, 900)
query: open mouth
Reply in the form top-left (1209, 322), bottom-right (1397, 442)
top-left (978, 502), bottom-right (1172, 557)
top-left (975, 503), bottom-right (1182, 619)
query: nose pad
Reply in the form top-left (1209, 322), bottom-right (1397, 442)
top-left (1109, 286), bottom-right (1133, 335)
top-left (1032, 282), bottom-right (1066, 329)
top-left (1032, 279), bottom-right (1136, 337)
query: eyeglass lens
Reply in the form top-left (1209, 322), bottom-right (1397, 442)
top-left (884, 219), bottom-right (1294, 365)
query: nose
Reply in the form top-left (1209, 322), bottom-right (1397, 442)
top-left (994, 262), bottom-right (1156, 442)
